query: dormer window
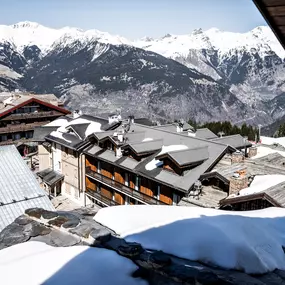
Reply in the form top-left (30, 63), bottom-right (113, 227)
top-left (155, 146), bottom-right (209, 176)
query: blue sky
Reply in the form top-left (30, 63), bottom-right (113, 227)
top-left (1, 0), bottom-right (266, 39)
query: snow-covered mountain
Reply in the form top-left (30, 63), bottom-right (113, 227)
top-left (0, 21), bottom-right (284, 126)
top-left (0, 21), bottom-right (130, 55)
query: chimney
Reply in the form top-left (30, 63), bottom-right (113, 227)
top-left (248, 146), bottom-right (257, 158)
top-left (231, 151), bottom-right (244, 164)
top-left (73, 110), bottom-right (80, 119)
top-left (128, 115), bottom-right (135, 124)
top-left (117, 133), bottom-right (124, 142)
top-left (177, 120), bottom-right (184, 133)
top-left (229, 175), bottom-right (248, 195)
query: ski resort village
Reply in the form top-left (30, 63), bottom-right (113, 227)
top-left (1, 1), bottom-right (285, 285)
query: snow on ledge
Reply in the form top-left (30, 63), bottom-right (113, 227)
top-left (0, 241), bottom-right (147, 285)
top-left (145, 144), bottom-right (188, 170)
top-left (95, 205), bottom-right (285, 274)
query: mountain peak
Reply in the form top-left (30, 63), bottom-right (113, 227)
top-left (192, 28), bottom-right (203, 36)
top-left (11, 21), bottom-right (42, 29)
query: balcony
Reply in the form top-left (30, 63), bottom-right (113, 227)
top-left (86, 188), bottom-right (120, 206)
top-left (2, 110), bottom-right (63, 121)
top-left (0, 121), bottom-right (47, 134)
top-left (86, 167), bottom-right (167, 205)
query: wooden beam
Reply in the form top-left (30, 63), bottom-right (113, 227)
top-left (262, 0), bottom-right (285, 7)
top-left (253, 0), bottom-right (285, 50)
top-left (268, 6), bottom-right (285, 16)
top-left (274, 16), bottom-right (285, 25)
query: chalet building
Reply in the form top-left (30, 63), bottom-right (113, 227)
top-left (35, 114), bottom-right (257, 208)
top-left (0, 91), bottom-right (70, 153)
top-left (83, 123), bottom-right (249, 207)
top-left (35, 113), bottom-right (122, 204)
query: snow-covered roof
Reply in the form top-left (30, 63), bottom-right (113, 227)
top-left (95, 205), bottom-right (285, 274)
top-left (45, 114), bottom-right (118, 150)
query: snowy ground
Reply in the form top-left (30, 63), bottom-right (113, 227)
top-left (0, 241), bottom-right (147, 285)
top-left (252, 145), bottom-right (285, 159)
top-left (239, 175), bottom-right (285, 196)
top-left (260, 136), bottom-right (285, 148)
top-left (95, 205), bottom-right (285, 274)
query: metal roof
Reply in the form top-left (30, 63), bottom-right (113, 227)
top-left (156, 146), bottom-right (209, 167)
top-left (195, 128), bottom-right (218, 140)
top-left (0, 145), bottom-right (54, 231)
top-left (211, 134), bottom-right (252, 149)
top-left (37, 168), bottom-right (64, 187)
top-left (127, 139), bottom-right (164, 155)
top-left (32, 126), bottom-right (58, 142)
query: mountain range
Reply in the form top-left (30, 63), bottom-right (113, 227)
top-left (0, 21), bottom-right (285, 129)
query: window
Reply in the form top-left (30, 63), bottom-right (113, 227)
top-left (154, 185), bottom-right (161, 200)
top-left (135, 175), bottom-right (140, 190)
top-left (58, 161), bottom-right (61, 171)
top-left (173, 193), bottom-right (179, 206)
top-left (50, 157), bottom-right (52, 167)
top-left (125, 196), bottom-right (130, 205)
top-left (125, 173), bottom-right (129, 186)
top-left (98, 161), bottom-right (101, 174)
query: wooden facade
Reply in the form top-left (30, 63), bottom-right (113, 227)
top-left (85, 154), bottom-right (183, 206)
top-left (162, 157), bottom-right (183, 175)
top-left (0, 97), bottom-right (70, 147)
top-left (222, 198), bottom-right (274, 211)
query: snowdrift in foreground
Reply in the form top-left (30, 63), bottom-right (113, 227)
top-left (95, 206), bottom-right (285, 274)
top-left (0, 241), bottom-right (147, 285)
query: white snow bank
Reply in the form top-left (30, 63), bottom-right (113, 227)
top-left (145, 144), bottom-right (188, 170)
top-left (95, 205), bottom-right (285, 274)
top-left (0, 241), bottom-right (147, 285)
top-left (50, 131), bottom-right (72, 143)
top-left (45, 118), bottom-right (69, 127)
top-left (260, 136), bottom-right (285, 148)
top-left (49, 117), bottom-right (102, 140)
top-left (239, 175), bottom-right (285, 196)
top-left (142, 138), bottom-right (153, 142)
top-left (252, 146), bottom-right (285, 159)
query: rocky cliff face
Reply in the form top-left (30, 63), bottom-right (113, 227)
top-left (0, 22), bottom-right (284, 126)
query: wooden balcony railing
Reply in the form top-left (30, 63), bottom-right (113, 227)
top-left (2, 110), bottom-right (62, 121)
top-left (0, 122), bottom-right (47, 134)
top-left (86, 188), bottom-right (120, 206)
top-left (86, 167), bottom-right (167, 205)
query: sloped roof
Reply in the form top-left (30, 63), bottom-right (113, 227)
top-left (195, 128), bottom-right (218, 140)
top-left (125, 139), bottom-right (164, 155)
top-left (0, 145), bottom-right (54, 231)
top-left (37, 168), bottom-right (64, 187)
top-left (0, 93), bottom-right (70, 119)
top-left (211, 134), bottom-right (252, 149)
top-left (85, 123), bottom-right (234, 193)
top-left (220, 181), bottom-right (285, 208)
top-left (33, 126), bottom-right (58, 142)
top-left (156, 146), bottom-right (209, 167)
